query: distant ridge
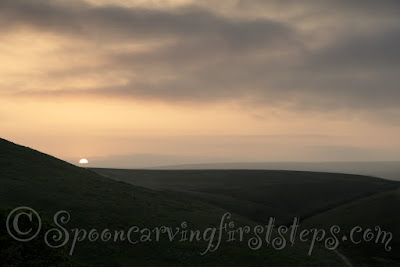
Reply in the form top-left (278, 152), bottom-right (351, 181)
top-left (149, 161), bottom-right (400, 181)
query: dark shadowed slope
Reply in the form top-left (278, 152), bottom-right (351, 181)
top-left (303, 188), bottom-right (400, 266)
top-left (0, 138), bottom-right (345, 265)
top-left (91, 168), bottom-right (399, 225)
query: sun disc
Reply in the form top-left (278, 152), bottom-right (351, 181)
top-left (79, 158), bottom-right (89, 164)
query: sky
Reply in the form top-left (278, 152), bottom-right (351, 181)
top-left (1, 0), bottom-right (400, 167)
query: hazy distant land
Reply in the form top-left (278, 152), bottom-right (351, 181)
top-left (149, 161), bottom-right (400, 181)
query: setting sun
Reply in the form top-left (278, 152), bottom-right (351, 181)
top-left (79, 158), bottom-right (89, 164)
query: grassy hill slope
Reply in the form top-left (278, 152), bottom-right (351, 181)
top-left (303, 188), bottom-right (400, 266)
top-left (0, 138), bottom-right (346, 265)
top-left (91, 168), bottom-right (399, 225)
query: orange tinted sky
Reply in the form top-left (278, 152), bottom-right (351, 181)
top-left (1, 0), bottom-right (400, 167)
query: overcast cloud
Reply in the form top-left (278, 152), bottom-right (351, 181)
top-left (1, 0), bottom-right (399, 111)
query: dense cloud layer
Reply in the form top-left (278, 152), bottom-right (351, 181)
top-left (2, 0), bottom-right (400, 111)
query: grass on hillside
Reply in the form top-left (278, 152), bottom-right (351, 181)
top-left (303, 188), bottom-right (400, 266)
top-left (91, 168), bottom-right (399, 225)
top-left (0, 138), bottom-right (347, 265)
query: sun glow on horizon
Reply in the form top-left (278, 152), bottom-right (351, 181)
top-left (79, 158), bottom-right (89, 164)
